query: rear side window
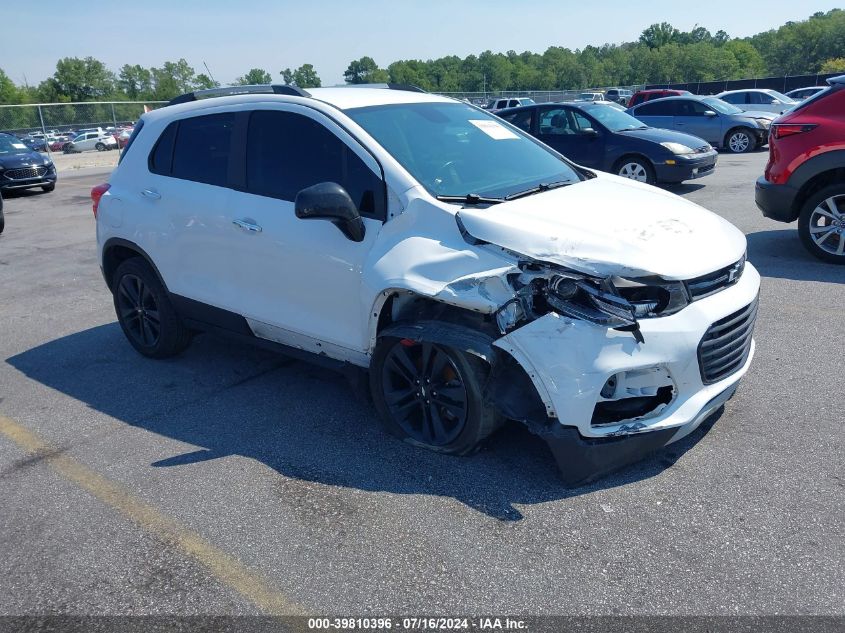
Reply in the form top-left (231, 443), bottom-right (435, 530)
top-left (720, 93), bottom-right (746, 105)
top-left (149, 121), bottom-right (176, 174)
top-left (169, 113), bottom-right (234, 187)
top-left (244, 110), bottom-right (384, 217)
top-left (636, 100), bottom-right (676, 116)
top-left (118, 119), bottom-right (143, 164)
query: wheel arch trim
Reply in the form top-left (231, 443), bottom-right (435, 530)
top-left (101, 237), bottom-right (169, 293)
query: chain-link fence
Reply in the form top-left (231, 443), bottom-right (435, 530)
top-left (437, 86), bottom-right (645, 104)
top-left (0, 101), bottom-right (167, 136)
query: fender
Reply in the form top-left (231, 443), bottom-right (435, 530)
top-left (378, 321), bottom-right (495, 363)
top-left (101, 237), bottom-right (169, 292)
top-left (788, 148), bottom-right (845, 191)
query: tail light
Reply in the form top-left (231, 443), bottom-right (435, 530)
top-left (90, 183), bottom-right (110, 218)
top-left (771, 123), bottom-right (817, 139)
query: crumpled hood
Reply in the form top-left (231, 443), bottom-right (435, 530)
top-left (456, 174), bottom-right (746, 280)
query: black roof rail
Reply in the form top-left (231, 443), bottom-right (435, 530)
top-left (340, 83), bottom-right (427, 93)
top-left (168, 84), bottom-right (311, 106)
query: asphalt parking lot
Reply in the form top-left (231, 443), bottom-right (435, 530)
top-left (0, 155), bottom-right (843, 616)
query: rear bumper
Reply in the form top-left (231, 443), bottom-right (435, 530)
top-left (755, 176), bottom-right (798, 223)
top-left (655, 152), bottom-right (718, 183)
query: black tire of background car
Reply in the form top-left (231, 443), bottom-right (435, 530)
top-left (613, 155), bottom-right (656, 185)
top-left (725, 128), bottom-right (755, 154)
top-left (370, 336), bottom-right (502, 455)
top-left (797, 184), bottom-right (845, 265)
top-left (42, 184), bottom-right (55, 193)
top-left (0, 193), bottom-right (4, 234)
top-left (95, 143), bottom-right (106, 151)
top-left (112, 258), bottom-right (193, 358)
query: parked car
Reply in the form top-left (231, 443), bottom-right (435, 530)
top-left (497, 101), bottom-right (717, 185)
top-left (116, 128), bottom-right (134, 148)
top-left (0, 132), bottom-right (57, 193)
top-left (0, 189), bottom-right (4, 233)
top-left (755, 75), bottom-right (845, 264)
top-left (64, 132), bottom-right (118, 153)
top-left (576, 92), bottom-right (605, 102)
top-left (93, 84), bottom-right (759, 484)
top-left (21, 137), bottom-right (47, 152)
top-left (628, 96), bottom-right (775, 153)
top-left (605, 88), bottom-right (633, 105)
top-left (715, 89), bottom-right (797, 114)
top-left (785, 86), bottom-right (827, 101)
top-left (628, 89), bottom-right (691, 108)
top-left (48, 139), bottom-right (67, 151)
top-left (484, 97), bottom-right (535, 112)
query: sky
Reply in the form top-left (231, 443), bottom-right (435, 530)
top-left (1, 0), bottom-right (839, 87)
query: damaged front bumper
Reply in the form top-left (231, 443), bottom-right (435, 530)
top-left (494, 262), bottom-right (760, 484)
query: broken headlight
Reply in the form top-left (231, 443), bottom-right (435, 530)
top-left (545, 274), bottom-right (644, 342)
top-left (610, 276), bottom-right (689, 318)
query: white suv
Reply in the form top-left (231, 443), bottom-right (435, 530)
top-left (65, 131), bottom-right (117, 153)
top-left (93, 84), bottom-right (760, 485)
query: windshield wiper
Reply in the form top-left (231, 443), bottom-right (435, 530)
top-left (504, 180), bottom-right (572, 201)
top-left (436, 193), bottom-right (504, 205)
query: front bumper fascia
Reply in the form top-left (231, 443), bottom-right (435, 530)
top-left (493, 262), bottom-right (760, 479)
top-left (654, 152), bottom-right (718, 183)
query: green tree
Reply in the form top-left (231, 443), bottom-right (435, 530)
top-left (0, 68), bottom-right (21, 104)
top-left (343, 57), bottom-right (389, 84)
top-left (194, 73), bottom-right (219, 90)
top-left (235, 68), bottom-right (272, 85)
top-left (151, 59), bottom-right (197, 100)
top-left (820, 57), bottom-right (845, 73)
top-left (724, 40), bottom-right (767, 77)
top-left (117, 64), bottom-right (152, 99)
top-left (291, 64), bottom-right (321, 88)
top-left (48, 56), bottom-right (116, 101)
top-left (639, 22), bottom-right (680, 49)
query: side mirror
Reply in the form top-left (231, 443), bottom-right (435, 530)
top-left (703, 110), bottom-right (717, 117)
top-left (771, 99), bottom-right (781, 105)
top-left (295, 182), bottom-right (365, 242)
top-left (582, 127), bottom-right (598, 136)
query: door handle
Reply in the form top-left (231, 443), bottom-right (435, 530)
top-left (141, 188), bottom-right (161, 200)
top-left (232, 218), bottom-right (262, 233)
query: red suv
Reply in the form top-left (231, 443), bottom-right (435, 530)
top-left (755, 75), bottom-right (845, 264)
top-left (627, 89), bottom-right (691, 108)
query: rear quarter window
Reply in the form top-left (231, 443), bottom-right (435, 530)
top-left (118, 119), bottom-right (144, 164)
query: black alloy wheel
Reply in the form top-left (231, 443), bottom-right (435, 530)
top-left (116, 273), bottom-right (161, 349)
top-left (371, 335), bottom-right (501, 455)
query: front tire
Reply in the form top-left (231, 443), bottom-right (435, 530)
top-left (95, 142), bottom-right (106, 151)
top-left (112, 258), bottom-right (193, 358)
top-left (797, 184), bottom-right (845, 264)
top-left (370, 335), bottom-right (501, 455)
top-left (614, 157), bottom-right (655, 184)
top-left (725, 128), bottom-right (754, 153)
top-left (41, 184), bottom-right (55, 193)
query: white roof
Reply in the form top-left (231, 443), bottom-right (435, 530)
top-left (143, 87), bottom-right (456, 123)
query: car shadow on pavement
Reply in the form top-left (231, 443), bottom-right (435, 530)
top-left (7, 324), bottom-right (721, 521)
top-left (746, 229), bottom-right (845, 282)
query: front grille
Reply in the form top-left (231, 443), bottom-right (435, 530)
top-left (698, 297), bottom-right (758, 384)
top-left (4, 166), bottom-right (48, 181)
top-left (686, 255), bottom-right (745, 300)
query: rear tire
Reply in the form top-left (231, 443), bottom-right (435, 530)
top-left (370, 335), bottom-right (501, 455)
top-left (112, 258), bottom-right (193, 358)
top-left (797, 184), bottom-right (845, 264)
top-left (725, 128), bottom-right (754, 153)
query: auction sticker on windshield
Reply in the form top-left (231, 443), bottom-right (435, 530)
top-left (12, 143), bottom-right (27, 149)
top-left (469, 119), bottom-right (520, 140)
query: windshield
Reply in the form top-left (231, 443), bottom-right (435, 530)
top-left (0, 134), bottom-right (32, 155)
top-left (703, 97), bottom-right (743, 115)
top-left (578, 104), bottom-right (647, 131)
top-left (346, 102), bottom-right (581, 199)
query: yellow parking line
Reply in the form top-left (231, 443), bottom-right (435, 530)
top-left (0, 414), bottom-right (307, 616)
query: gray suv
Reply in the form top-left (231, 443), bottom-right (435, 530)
top-left (627, 96), bottom-right (776, 153)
